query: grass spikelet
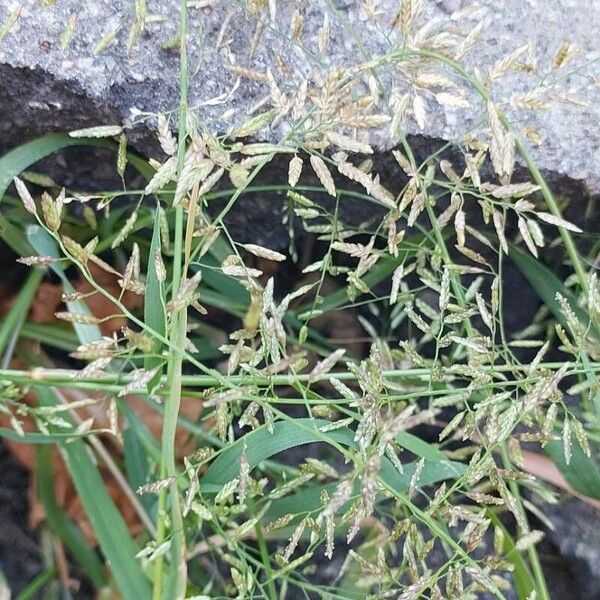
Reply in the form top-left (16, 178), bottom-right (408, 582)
top-left (69, 125), bottom-right (123, 138)
top-left (241, 243), bottom-right (286, 262)
top-left (288, 155), bottom-right (303, 187)
top-left (310, 155), bottom-right (336, 197)
top-left (111, 210), bottom-right (138, 249)
top-left (13, 177), bottom-right (37, 215)
top-left (118, 368), bottom-right (160, 397)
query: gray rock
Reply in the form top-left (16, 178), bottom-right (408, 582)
top-left (542, 498), bottom-right (600, 599)
top-left (0, 0), bottom-right (599, 192)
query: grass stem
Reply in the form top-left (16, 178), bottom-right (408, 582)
top-left (153, 0), bottom-right (189, 597)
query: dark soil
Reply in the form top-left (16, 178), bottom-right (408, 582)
top-left (0, 443), bottom-right (42, 596)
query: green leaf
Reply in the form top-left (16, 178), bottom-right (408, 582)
top-left (123, 425), bottom-right (154, 515)
top-left (36, 387), bottom-right (151, 599)
top-left (14, 567), bottom-right (57, 600)
top-left (545, 439), bottom-right (600, 500)
top-left (487, 511), bottom-right (536, 600)
top-left (19, 322), bottom-right (78, 352)
top-left (0, 134), bottom-right (110, 256)
top-left (27, 225), bottom-right (102, 345)
top-left (64, 440), bottom-right (152, 598)
top-left (144, 208), bottom-right (167, 386)
top-left (264, 453), bottom-right (459, 523)
top-left (0, 212), bottom-right (31, 256)
top-left (0, 134), bottom-right (105, 201)
top-left (119, 399), bottom-right (162, 464)
top-left (194, 254), bottom-right (249, 308)
top-left (396, 431), bottom-right (447, 461)
top-left (509, 244), bottom-right (599, 339)
top-left (0, 132), bottom-right (151, 205)
top-left (0, 268), bottom-right (44, 356)
top-left (201, 418), bottom-right (465, 493)
top-left (36, 445), bottom-right (107, 588)
top-left (0, 133), bottom-right (152, 257)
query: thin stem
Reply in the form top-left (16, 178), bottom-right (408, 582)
top-left (153, 0), bottom-right (189, 598)
top-left (395, 132), bottom-right (476, 363)
top-left (4, 362), bottom-right (600, 390)
top-left (15, 567), bottom-right (58, 600)
top-left (500, 446), bottom-right (550, 600)
top-left (253, 509), bottom-right (277, 600)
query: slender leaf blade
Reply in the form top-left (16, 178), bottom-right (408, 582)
top-left (36, 387), bottom-right (151, 599)
top-left (27, 225), bottom-right (102, 345)
top-left (201, 418), bottom-right (465, 492)
top-left (144, 208), bottom-right (167, 383)
top-left (36, 446), bottom-right (107, 588)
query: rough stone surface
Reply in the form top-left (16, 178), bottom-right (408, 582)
top-left (541, 498), bottom-right (600, 599)
top-left (0, 0), bottom-right (599, 192)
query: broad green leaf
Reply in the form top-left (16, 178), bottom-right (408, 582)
top-left (201, 418), bottom-right (465, 493)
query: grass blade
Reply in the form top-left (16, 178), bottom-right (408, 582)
top-left (144, 208), bottom-right (167, 388)
top-left (123, 425), bottom-right (154, 515)
top-left (36, 386), bottom-right (151, 599)
top-left (27, 225), bottom-right (102, 345)
top-left (201, 418), bottom-right (465, 491)
top-left (14, 567), bottom-right (57, 600)
top-left (0, 267), bottom-right (43, 357)
top-left (0, 134), bottom-right (104, 201)
top-left (509, 244), bottom-right (598, 339)
top-left (0, 134), bottom-right (108, 256)
top-left (36, 445), bottom-right (107, 588)
top-left (487, 511), bottom-right (536, 599)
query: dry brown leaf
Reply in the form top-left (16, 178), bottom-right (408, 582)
top-left (520, 449), bottom-right (600, 511)
top-left (30, 282), bottom-right (63, 323)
